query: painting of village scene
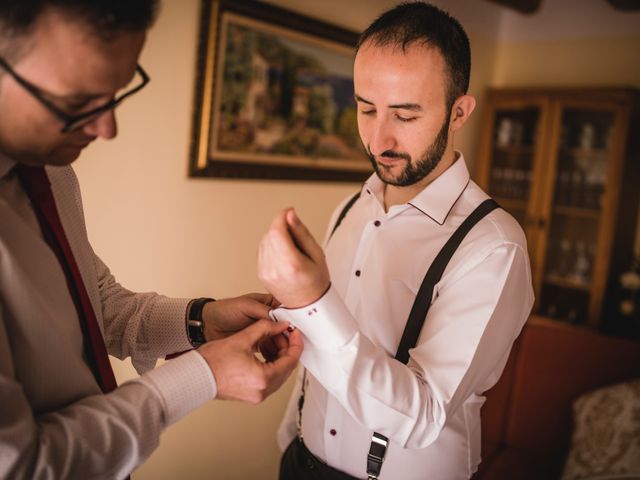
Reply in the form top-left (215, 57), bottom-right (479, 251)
top-left (208, 12), bottom-right (370, 176)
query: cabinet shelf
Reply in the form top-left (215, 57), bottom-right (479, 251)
top-left (552, 205), bottom-right (601, 219)
top-left (476, 87), bottom-right (640, 333)
top-left (493, 197), bottom-right (528, 211)
top-left (492, 145), bottom-right (535, 156)
top-left (560, 147), bottom-right (608, 159)
top-left (544, 274), bottom-right (591, 291)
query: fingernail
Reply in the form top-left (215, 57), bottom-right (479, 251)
top-left (287, 325), bottom-right (296, 332)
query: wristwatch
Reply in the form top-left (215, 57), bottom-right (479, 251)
top-left (187, 297), bottom-right (215, 347)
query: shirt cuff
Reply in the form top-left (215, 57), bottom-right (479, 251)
top-left (270, 285), bottom-right (357, 350)
top-left (137, 350), bottom-right (216, 426)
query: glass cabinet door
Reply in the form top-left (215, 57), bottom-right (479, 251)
top-left (537, 107), bottom-right (615, 325)
top-left (486, 107), bottom-right (541, 228)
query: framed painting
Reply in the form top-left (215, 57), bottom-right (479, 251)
top-left (189, 0), bottom-right (371, 181)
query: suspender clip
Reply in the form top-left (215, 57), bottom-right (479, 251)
top-left (366, 432), bottom-right (388, 479)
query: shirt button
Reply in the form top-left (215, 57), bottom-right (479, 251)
top-left (355, 270), bottom-right (361, 277)
top-left (330, 429), bottom-right (337, 436)
top-left (374, 220), bottom-right (381, 227)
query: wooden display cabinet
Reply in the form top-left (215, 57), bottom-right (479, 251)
top-left (475, 88), bottom-right (640, 333)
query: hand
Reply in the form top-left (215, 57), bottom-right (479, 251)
top-left (258, 326), bottom-right (291, 362)
top-left (257, 208), bottom-right (330, 308)
top-left (202, 293), bottom-right (277, 341)
top-left (197, 319), bottom-right (303, 404)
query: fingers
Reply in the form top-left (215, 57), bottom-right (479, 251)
top-left (258, 336), bottom-right (279, 362)
top-left (240, 318), bottom-right (290, 346)
top-left (283, 328), bottom-right (303, 360)
top-left (256, 325), bottom-right (299, 363)
top-left (261, 329), bottom-right (303, 396)
top-left (263, 209), bottom-right (307, 262)
top-left (238, 297), bottom-right (271, 320)
top-left (245, 292), bottom-right (275, 306)
top-left (272, 331), bottom-right (289, 354)
top-left (269, 296), bottom-right (281, 308)
top-left (198, 319), bottom-right (300, 404)
top-left (204, 297), bottom-right (268, 340)
top-left (285, 209), bottom-right (324, 263)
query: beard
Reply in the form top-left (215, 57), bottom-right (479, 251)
top-left (367, 115), bottom-right (450, 187)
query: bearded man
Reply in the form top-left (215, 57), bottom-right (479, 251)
top-left (258, 2), bottom-right (534, 479)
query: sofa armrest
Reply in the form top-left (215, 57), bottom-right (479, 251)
top-left (477, 316), bottom-right (640, 478)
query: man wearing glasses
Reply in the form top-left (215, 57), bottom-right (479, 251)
top-left (0, 1), bottom-right (302, 478)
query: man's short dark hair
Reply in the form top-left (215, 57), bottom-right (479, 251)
top-left (357, 1), bottom-right (471, 110)
top-left (0, 0), bottom-right (159, 60)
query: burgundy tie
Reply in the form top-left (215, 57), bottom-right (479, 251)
top-left (16, 165), bottom-right (117, 393)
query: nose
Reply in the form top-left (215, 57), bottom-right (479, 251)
top-left (367, 118), bottom-right (395, 157)
top-left (81, 109), bottom-right (118, 139)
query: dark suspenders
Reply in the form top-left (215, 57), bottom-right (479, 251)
top-left (329, 191), bottom-right (361, 239)
top-left (366, 197), bottom-right (499, 479)
top-left (297, 192), bottom-right (500, 480)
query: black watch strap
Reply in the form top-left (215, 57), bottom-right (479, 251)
top-left (187, 297), bottom-right (215, 347)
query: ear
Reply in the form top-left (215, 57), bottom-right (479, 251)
top-left (449, 94), bottom-right (476, 132)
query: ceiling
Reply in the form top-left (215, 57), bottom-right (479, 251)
top-left (486, 0), bottom-right (640, 14)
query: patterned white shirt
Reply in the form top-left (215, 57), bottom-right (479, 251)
top-left (0, 153), bottom-right (216, 479)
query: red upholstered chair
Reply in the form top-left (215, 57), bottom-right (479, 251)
top-left (475, 316), bottom-right (640, 479)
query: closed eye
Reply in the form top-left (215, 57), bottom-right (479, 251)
top-left (395, 114), bottom-right (418, 122)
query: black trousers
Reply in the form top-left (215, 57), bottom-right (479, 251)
top-left (279, 437), bottom-right (362, 480)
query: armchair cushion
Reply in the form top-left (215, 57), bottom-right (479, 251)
top-left (561, 379), bottom-right (640, 480)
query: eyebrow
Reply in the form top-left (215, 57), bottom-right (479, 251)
top-left (40, 90), bottom-right (105, 105)
top-left (354, 94), bottom-right (423, 112)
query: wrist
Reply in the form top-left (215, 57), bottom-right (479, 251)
top-left (288, 281), bottom-right (331, 309)
top-left (186, 297), bottom-right (215, 347)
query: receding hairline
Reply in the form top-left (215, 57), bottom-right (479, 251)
top-left (0, 2), bottom-right (156, 62)
top-left (356, 37), bottom-right (457, 106)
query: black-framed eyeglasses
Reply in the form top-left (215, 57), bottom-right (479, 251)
top-left (0, 56), bottom-right (150, 133)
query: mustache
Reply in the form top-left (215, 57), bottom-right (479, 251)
top-left (367, 148), bottom-right (411, 162)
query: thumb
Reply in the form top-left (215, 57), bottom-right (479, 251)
top-left (286, 209), bottom-right (324, 263)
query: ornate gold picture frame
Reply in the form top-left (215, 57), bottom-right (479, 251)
top-left (189, 0), bottom-right (370, 181)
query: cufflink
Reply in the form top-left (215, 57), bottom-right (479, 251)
top-left (269, 309), bottom-right (296, 332)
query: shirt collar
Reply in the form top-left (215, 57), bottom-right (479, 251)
top-left (362, 152), bottom-right (470, 225)
top-left (0, 151), bottom-right (16, 179)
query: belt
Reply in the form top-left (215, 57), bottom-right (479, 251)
top-left (285, 437), bottom-right (361, 480)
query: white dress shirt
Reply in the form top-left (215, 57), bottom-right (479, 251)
top-left (0, 153), bottom-right (216, 479)
top-left (272, 155), bottom-right (534, 479)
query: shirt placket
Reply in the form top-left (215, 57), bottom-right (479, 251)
top-left (324, 204), bottom-right (385, 466)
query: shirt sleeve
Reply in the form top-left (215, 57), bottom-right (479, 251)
top-left (270, 241), bottom-right (534, 449)
top-left (0, 298), bottom-right (216, 480)
top-left (92, 253), bottom-right (193, 374)
top-left (50, 164), bottom-right (194, 374)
